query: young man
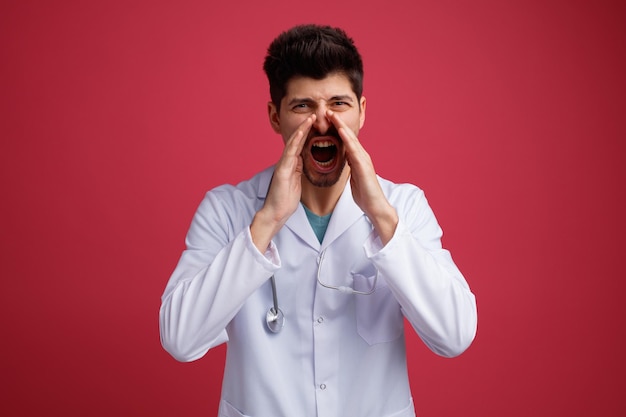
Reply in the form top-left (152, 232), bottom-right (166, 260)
top-left (160, 24), bottom-right (477, 417)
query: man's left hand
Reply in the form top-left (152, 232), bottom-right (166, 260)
top-left (327, 110), bottom-right (399, 245)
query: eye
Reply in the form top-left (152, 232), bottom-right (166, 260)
top-left (331, 101), bottom-right (350, 110)
top-left (291, 103), bottom-right (311, 113)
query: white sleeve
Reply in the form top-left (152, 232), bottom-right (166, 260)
top-left (364, 189), bottom-right (477, 357)
top-left (159, 193), bottom-right (279, 362)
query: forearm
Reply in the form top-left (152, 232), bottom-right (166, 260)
top-left (250, 208), bottom-right (286, 253)
top-left (366, 222), bottom-right (477, 357)
top-left (365, 200), bottom-right (399, 246)
top-left (159, 228), bottom-right (279, 361)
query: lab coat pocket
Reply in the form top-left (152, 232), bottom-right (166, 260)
top-left (353, 273), bottom-right (404, 346)
top-left (218, 399), bottom-right (250, 417)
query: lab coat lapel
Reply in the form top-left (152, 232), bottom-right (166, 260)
top-left (321, 179), bottom-right (365, 251)
top-left (284, 205), bottom-right (321, 250)
top-left (256, 169), bottom-right (364, 251)
top-left (257, 167), bottom-right (320, 250)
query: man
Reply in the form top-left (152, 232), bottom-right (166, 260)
top-left (160, 24), bottom-right (477, 417)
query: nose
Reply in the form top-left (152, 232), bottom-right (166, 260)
top-left (312, 106), bottom-right (330, 134)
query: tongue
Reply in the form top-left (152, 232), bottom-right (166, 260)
top-left (311, 146), bottom-right (336, 163)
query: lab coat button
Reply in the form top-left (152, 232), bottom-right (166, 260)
top-left (320, 383), bottom-right (327, 390)
top-left (317, 316), bottom-right (324, 324)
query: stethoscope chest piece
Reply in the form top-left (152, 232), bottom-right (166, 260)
top-left (266, 307), bottom-right (284, 333)
top-left (266, 275), bottom-right (284, 333)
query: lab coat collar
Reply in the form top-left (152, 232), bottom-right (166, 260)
top-left (320, 179), bottom-right (365, 251)
top-left (256, 167), bottom-right (365, 251)
top-left (288, 177), bottom-right (365, 251)
top-left (256, 166), bottom-right (275, 199)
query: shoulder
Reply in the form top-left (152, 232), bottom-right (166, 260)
top-left (376, 175), bottom-right (440, 227)
top-left (377, 175), bottom-right (426, 205)
top-left (190, 167), bottom-right (274, 238)
top-left (205, 166), bottom-right (273, 208)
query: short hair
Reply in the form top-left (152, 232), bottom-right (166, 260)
top-left (263, 24), bottom-right (364, 110)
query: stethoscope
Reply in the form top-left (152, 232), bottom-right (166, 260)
top-left (265, 249), bottom-right (378, 333)
top-left (265, 275), bottom-right (285, 333)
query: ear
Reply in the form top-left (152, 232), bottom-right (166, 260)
top-left (359, 96), bottom-right (367, 129)
top-left (268, 101), bottom-right (281, 133)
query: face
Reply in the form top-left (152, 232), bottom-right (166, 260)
top-left (269, 73), bottom-right (366, 188)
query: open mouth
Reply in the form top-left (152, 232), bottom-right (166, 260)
top-left (311, 140), bottom-right (338, 168)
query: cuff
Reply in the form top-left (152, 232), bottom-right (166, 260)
top-left (245, 226), bottom-right (281, 269)
top-left (363, 219), bottom-right (407, 258)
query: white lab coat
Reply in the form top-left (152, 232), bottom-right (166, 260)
top-left (160, 166), bottom-right (477, 417)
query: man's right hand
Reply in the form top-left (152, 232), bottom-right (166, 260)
top-left (250, 114), bottom-right (316, 252)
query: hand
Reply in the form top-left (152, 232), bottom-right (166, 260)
top-left (328, 110), bottom-right (398, 245)
top-left (250, 115), bottom-right (316, 251)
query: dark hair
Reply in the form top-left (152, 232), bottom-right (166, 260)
top-left (263, 24), bottom-right (364, 110)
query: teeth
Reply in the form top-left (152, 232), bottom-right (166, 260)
top-left (312, 141), bottom-right (334, 148)
top-left (311, 140), bottom-right (337, 167)
top-left (317, 159), bottom-right (334, 167)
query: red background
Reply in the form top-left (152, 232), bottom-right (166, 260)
top-left (1, 0), bottom-right (625, 415)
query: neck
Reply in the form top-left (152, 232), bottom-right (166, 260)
top-left (300, 168), bottom-right (350, 216)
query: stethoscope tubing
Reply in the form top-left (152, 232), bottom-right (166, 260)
top-left (265, 250), bottom-right (378, 334)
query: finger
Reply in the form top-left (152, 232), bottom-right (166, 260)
top-left (284, 114), bottom-right (316, 157)
top-left (326, 111), bottom-right (377, 179)
top-left (328, 111), bottom-right (367, 162)
top-left (326, 110), bottom-right (360, 149)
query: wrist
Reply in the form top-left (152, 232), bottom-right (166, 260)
top-left (250, 209), bottom-right (284, 252)
top-left (367, 203), bottom-right (398, 246)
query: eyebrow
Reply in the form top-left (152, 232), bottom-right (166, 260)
top-left (287, 95), bottom-right (355, 106)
